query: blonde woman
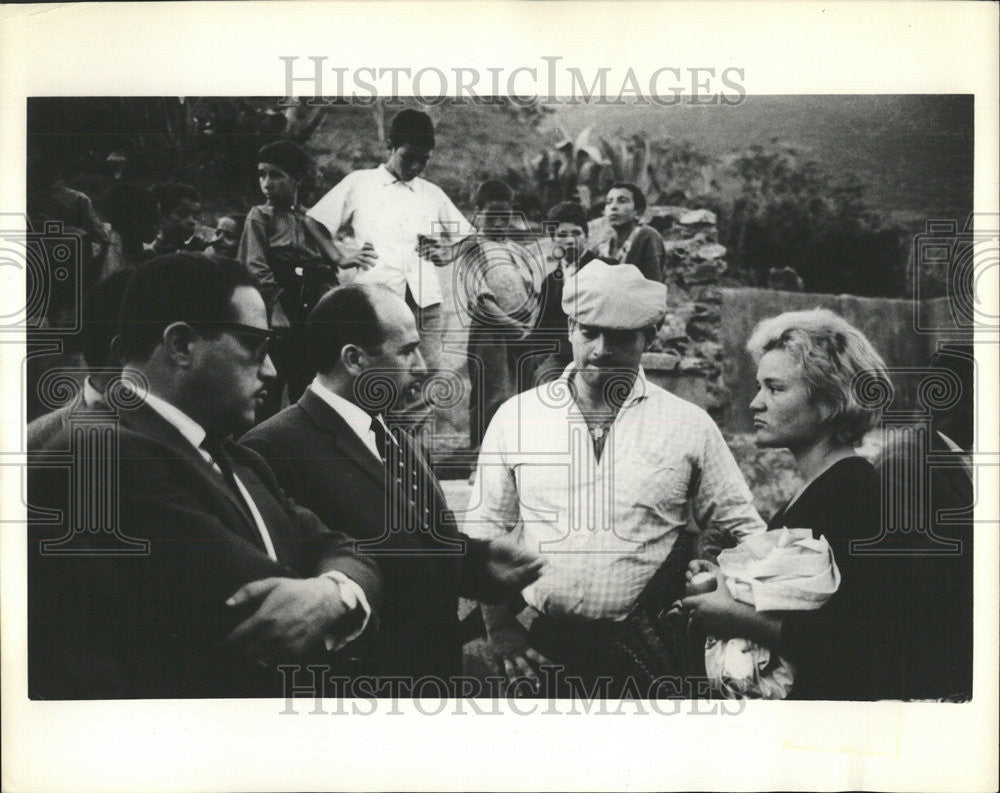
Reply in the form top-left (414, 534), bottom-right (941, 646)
top-left (682, 309), bottom-right (907, 700)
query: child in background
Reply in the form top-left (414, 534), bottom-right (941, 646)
top-left (527, 201), bottom-right (599, 386)
top-left (150, 183), bottom-right (209, 255)
top-left (461, 180), bottom-right (545, 450)
top-left (97, 182), bottom-right (159, 280)
top-left (206, 213), bottom-right (245, 260)
top-left (239, 140), bottom-right (339, 411)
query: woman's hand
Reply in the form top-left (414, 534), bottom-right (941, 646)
top-left (685, 559), bottom-right (720, 594)
top-left (680, 572), bottom-right (756, 639)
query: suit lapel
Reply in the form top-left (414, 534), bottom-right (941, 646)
top-left (121, 402), bottom-right (267, 552)
top-left (298, 388), bottom-right (386, 488)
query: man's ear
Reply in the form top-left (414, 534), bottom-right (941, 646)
top-left (643, 324), bottom-right (659, 350)
top-left (340, 343), bottom-right (365, 376)
top-left (161, 322), bottom-right (200, 366)
top-left (107, 334), bottom-right (126, 367)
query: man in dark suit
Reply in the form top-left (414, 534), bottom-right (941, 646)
top-left (28, 254), bottom-right (382, 699)
top-left (241, 283), bottom-right (544, 692)
top-left (27, 269), bottom-right (131, 451)
top-left (877, 343), bottom-right (975, 700)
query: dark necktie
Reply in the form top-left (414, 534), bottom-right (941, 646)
top-left (200, 435), bottom-right (256, 527)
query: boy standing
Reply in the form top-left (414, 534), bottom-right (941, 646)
top-left (461, 180), bottom-right (545, 450)
top-left (239, 140), bottom-right (340, 408)
top-left (528, 201), bottom-right (598, 385)
top-left (307, 109), bottom-right (473, 372)
top-left (592, 182), bottom-right (665, 282)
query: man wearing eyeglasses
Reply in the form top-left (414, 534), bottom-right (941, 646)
top-left (28, 253), bottom-right (382, 699)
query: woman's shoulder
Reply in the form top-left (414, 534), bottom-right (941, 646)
top-left (817, 455), bottom-right (879, 488)
top-left (772, 456), bottom-right (880, 534)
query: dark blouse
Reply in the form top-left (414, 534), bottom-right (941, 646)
top-left (770, 456), bottom-right (909, 700)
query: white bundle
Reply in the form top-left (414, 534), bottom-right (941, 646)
top-left (704, 527), bottom-right (841, 700)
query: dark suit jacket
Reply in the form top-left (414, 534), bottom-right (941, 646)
top-left (27, 389), bottom-right (107, 452)
top-left (242, 387), bottom-right (489, 685)
top-left (877, 428), bottom-right (974, 700)
top-left (28, 401), bottom-right (382, 699)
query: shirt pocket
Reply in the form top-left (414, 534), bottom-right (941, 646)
top-left (625, 461), bottom-right (692, 523)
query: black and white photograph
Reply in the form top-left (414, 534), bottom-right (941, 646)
top-left (2, 3), bottom-right (998, 792)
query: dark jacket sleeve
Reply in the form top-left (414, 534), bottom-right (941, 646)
top-left (626, 226), bottom-right (666, 282)
top-left (234, 440), bottom-right (383, 618)
top-left (238, 205), bottom-right (282, 311)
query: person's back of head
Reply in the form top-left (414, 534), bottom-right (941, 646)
top-left (306, 284), bottom-right (388, 378)
top-left (154, 183), bottom-right (200, 218)
top-left (102, 182), bottom-right (160, 244)
top-left (79, 269), bottom-right (134, 369)
top-left (119, 253), bottom-right (257, 365)
top-left (767, 266), bottom-right (805, 292)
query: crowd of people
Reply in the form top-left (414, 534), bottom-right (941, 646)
top-left (26, 109), bottom-right (974, 702)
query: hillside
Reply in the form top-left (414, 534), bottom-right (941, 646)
top-left (544, 95), bottom-right (974, 232)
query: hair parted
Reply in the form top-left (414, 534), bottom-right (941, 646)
top-left (746, 308), bottom-right (891, 445)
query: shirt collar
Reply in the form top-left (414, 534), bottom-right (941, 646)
top-left (310, 377), bottom-right (383, 437)
top-left (81, 376), bottom-right (104, 408)
top-left (935, 430), bottom-right (964, 454)
top-left (378, 163), bottom-right (416, 191)
top-left (141, 389), bottom-right (208, 451)
top-left (557, 363), bottom-right (650, 410)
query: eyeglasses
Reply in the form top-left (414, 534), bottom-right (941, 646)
top-left (192, 321), bottom-right (280, 362)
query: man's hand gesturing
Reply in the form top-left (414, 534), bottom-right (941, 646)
top-left (480, 534), bottom-right (546, 603)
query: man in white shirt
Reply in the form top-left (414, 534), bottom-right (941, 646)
top-left (28, 253), bottom-right (382, 698)
top-left (307, 109), bottom-right (474, 372)
top-left (464, 261), bottom-right (765, 696)
top-left (242, 283), bottom-right (545, 693)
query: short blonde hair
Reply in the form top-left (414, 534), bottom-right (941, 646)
top-left (746, 308), bottom-right (891, 445)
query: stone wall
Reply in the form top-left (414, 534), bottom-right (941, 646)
top-left (719, 289), bottom-right (956, 431)
top-left (432, 204), bottom-right (956, 452)
top-left (642, 205), bottom-right (730, 420)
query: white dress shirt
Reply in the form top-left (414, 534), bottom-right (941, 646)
top-left (464, 365), bottom-right (765, 620)
top-left (936, 430), bottom-right (974, 482)
top-left (141, 391), bottom-right (369, 649)
top-left (309, 377), bottom-right (387, 461)
top-left (307, 164), bottom-right (474, 307)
